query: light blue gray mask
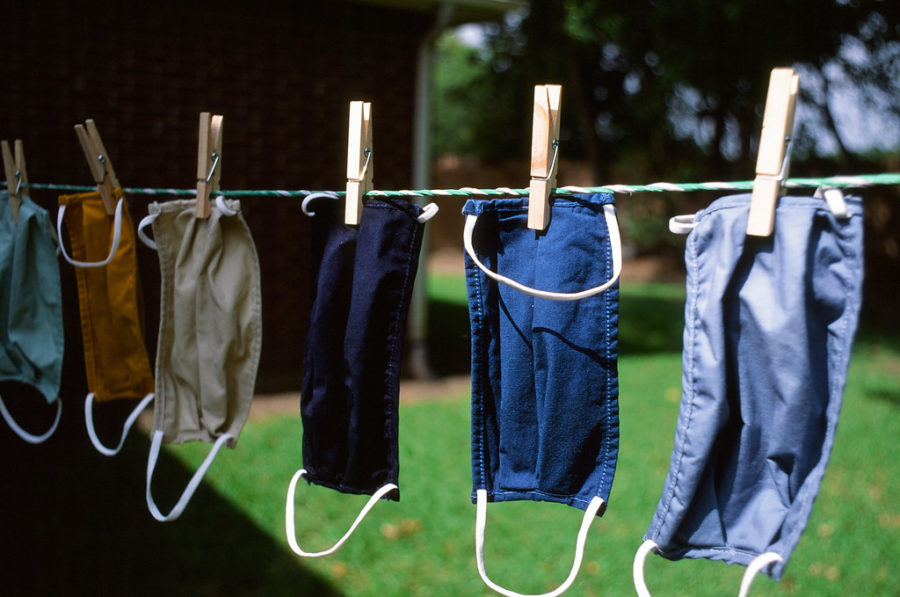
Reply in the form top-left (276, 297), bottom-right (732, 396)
top-left (636, 193), bottom-right (864, 590)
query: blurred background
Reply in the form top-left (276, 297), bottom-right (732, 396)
top-left (426, 0), bottom-right (900, 329)
top-left (0, 1), bottom-right (897, 595)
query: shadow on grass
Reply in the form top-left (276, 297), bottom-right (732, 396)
top-left (617, 290), bottom-right (685, 355)
top-left (424, 281), bottom-right (687, 377)
top-left (867, 388), bottom-right (900, 407)
top-left (426, 297), bottom-right (472, 377)
top-left (857, 328), bottom-right (900, 352)
top-left (853, 329), bottom-right (900, 408)
top-left (0, 386), bottom-right (342, 597)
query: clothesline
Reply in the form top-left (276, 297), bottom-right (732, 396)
top-left (25, 172), bottom-right (900, 199)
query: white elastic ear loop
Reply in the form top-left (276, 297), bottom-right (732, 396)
top-left (214, 195), bottom-right (238, 216)
top-left (737, 552), bottom-right (782, 597)
top-left (301, 192), bottom-right (340, 217)
top-left (463, 203), bottom-right (621, 301)
top-left (145, 429), bottom-right (233, 522)
top-left (285, 468), bottom-right (397, 558)
top-left (0, 393), bottom-right (62, 444)
top-left (57, 197), bottom-right (125, 267)
top-left (814, 187), bottom-right (851, 219)
top-left (632, 539), bottom-right (659, 597)
top-left (668, 214), bottom-right (697, 234)
top-left (137, 213), bottom-right (158, 250)
top-left (84, 392), bottom-right (154, 456)
top-left (416, 202), bottom-right (439, 223)
top-left (474, 489), bottom-right (602, 597)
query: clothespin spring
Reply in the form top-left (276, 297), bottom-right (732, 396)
top-left (754, 137), bottom-right (793, 185)
top-left (96, 155), bottom-right (110, 182)
top-left (533, 140), bottom-right (560, 184)
top-left (349, 148), bottom-right (372, 184)
top-left (14, 170), bottom-right (23, 196)
top-left (199, 152), bottom-right (221, 185)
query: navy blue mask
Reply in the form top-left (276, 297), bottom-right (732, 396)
top-left (286, 197), bottom-right (433, 557)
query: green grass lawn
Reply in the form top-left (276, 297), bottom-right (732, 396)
top-left (171, 279), bottom-right (899, 596)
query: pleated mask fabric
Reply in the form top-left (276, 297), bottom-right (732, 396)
top-left (285, 197), bottom-right (431, 558)
top-left (462, 194), bottom-right (622, 597)
top-left (639, 194), bottom-right (864, 583)
top-left (57, 189), bottom-right (155, 455)
top-left (140, 197), bottom-right (262, 521)
top-left (0, 190), bottom-right (64, 444)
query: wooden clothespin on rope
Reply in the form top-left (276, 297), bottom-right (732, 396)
top-left (1, 139), bottom-right (27, 223)
top-left (746, 68), bottom-right (800, 237)
top-left (74, 119), bottom-right (120, 215)
top-left (345, 100), bottom-right (373, 226)
top-left (196, 112), bottom-right (224, 219)
top-left (528, 84), bottom-right (562, 231)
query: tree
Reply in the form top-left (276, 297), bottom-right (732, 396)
top-left (435, 0), bottom-right (900, 181)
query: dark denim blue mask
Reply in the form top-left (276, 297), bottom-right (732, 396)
top-left (286, 197), bottom-right (433, 558)
top-left (635, 193), bottom-right (864, 592)
top-left (463, 194), bottom-right (621, 596)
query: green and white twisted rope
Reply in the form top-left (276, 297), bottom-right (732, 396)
top-left (25, 172), bottom-right (900, 199)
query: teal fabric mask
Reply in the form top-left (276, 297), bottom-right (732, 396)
top-left (0, 190), bottom-right (64, 443)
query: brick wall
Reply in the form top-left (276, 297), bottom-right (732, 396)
top-left (1, 1), bottom-right (432, 396)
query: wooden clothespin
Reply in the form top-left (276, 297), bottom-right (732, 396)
top-left (196, 112), bottom-right (224, 219)
top-left (528, 84), bottom-right (562, 231)
top-left (75, 119), bottom-right (120, 215)
top-left (1, 139), bottom-right (27, 223)
top-left (345, 101), bottom-right (373, 226)
top-left (746, 68), bottom-right (799, 237)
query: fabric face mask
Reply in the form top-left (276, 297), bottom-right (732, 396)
top-left (57, 189), bottom-right (155, 456)
top-left (139, 197), bottom-right (262, 521)
top-left (462, 194), bottom-right (622, 597)
top-left (0, 190), bottom-right (64, 444)
top-left (633, 192), bottom-right (864, 595)
top-left (285, 197), bottom-right (435, 558)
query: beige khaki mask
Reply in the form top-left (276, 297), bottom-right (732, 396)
top-left (139, 197), bottom-right (262, 521)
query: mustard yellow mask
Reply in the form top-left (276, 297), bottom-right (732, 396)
top-left (58, 189), bottom-right (155, 455)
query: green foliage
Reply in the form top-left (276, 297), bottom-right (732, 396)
top-left (432, 31), bottom-right (529, 162)
top-left (431, 36), bottom-right (485, 157)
